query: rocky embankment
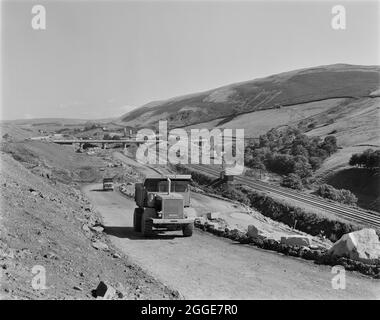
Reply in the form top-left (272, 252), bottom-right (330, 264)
top-left (0, 149), bottom-right (179, 300)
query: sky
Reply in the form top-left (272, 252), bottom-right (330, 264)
top-left (1, 0), bottom-right (379, 120)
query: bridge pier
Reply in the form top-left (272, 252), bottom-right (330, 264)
top-left (74, 142), bottom-right (83, 152)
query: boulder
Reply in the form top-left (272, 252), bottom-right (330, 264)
top-left (112, 252), bottom-right (122, 259)
top-left (90, 226), bottom-right (104, 233)
top-left (205, 221), bottom-right (220, 230)
top-left (281, 235), bottom-right (312, 247)
top-left (94, 281), bottom-right (117, 300)
top-left (82, 224), bottom-right (91, 232)
top-left (247, 224), bottom-right (261, 238)
top-left (229, 228), bottom-right (245, 239)
top-left (91, 240), bottom-right (109, 251)
top-left (194, 216), bottom-right (207, 226)
top-left (328, 228), bottom-right (380, 263)
top-left (207, 212), bottom-right (221, 220)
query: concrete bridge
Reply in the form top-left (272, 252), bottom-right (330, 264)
top-left (51, 139), bottom-right (145, 151)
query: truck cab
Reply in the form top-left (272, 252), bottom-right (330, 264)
top-left (134, 175), bottom-right (195, 237)
top-left (103, 177), bottom-right (114, 191)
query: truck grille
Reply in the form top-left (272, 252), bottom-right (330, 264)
top-left (163, 199), bottom-right (183, 219)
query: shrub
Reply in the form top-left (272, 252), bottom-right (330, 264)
top-left (173, 166), bottom-right (358, 243)
top-left (242, 186), bottom-right (358, 242)
top-left (215, 185), bottom-right (250, 205)
top-left (281, 174), bottom-right (303, 190)
top-left (349, 149), bottom-right (380, 169)
top-left (244, 127), bottom-right (337, 179)
top-left (316, 184), bottom-right (358, 206)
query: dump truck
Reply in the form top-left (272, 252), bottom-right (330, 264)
top-left (134, 175), bottom-right (196, 237)
top-left (102, 177), bottom-right (114, 191)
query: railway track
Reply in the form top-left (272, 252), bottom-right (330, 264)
top-left (187, 164), bottom-right (380, 228)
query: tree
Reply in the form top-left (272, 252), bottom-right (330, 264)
top-left (349, 149), bottom-right (380, 169)
top-left (244, 127), bottom-right (338, 180)
top-left (293, 156), bottom-right (312, 178)
top-left (291, 144), bottom-right (309, 157)
top-left (316, 184), bottom-right (357, 206)
top-left (349, 153), bottom-right (360, 166)
top-left (339, 189), bottom-right (358, 206)
top-left (309, 157), bottom-right (323, 170)
top-left (265, 153), bottom-right (296, 175)
top-left (321, 136), bottom-right (338, 156)
top-left (84, 121), bottom-right (98, 131)
top-left (281, 174), bottom-right (303, 190)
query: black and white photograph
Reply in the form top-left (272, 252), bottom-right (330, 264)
top-left (0, 0), bottom-right (379, 305)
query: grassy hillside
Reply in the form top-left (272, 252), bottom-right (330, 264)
top-left (120, 64), bottom-right (380, 130)
top-left (325, 168), bottom-right (380, 212)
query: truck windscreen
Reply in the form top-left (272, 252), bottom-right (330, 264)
top-left (145, 179), bottom-right (188, 192)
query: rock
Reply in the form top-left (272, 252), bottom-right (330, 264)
top-left (281, 235), bottom-right (312, 247)
top-left (112, 252), bottom-right (121, 259)
top-left (115, 283), bottom-right (127, 299)
top-left (247, 224), bottom-right (261, 238)
top-left (94, 281), bottom-right (117, 300)
top-left (194, 217), bottom-right (207, 226)
top-left (205, 221), bottom-right (219, 230)
top-left (90, 226), bottom-right (104, 233)
top-left (207, 212), bottom-right (221, 220)
top-left (43, 252), bottom-right (59, 260)
top-left (328, 228), bottom-right (380, 263)
top-left (228, 228), bottom-right (245, 239)
top-left (82, 224), bottom-right (90, 232)
top-left (91, 240), bottom-right (109, 251)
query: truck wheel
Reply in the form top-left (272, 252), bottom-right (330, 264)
top-left (133, 208), bottom-right (142, 232)
top-left (182, 223), bottom-right (194, 237)
top-left (141, 217), bottom-right (154, 237)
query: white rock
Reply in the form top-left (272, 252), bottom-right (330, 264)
top-left (90, 226), bottom-right (104, 233)
top-left (207, 212), bottom-right (221, 220)
top-left (91, 240), bottom-right (109, 251)
top-left (206, 221), bottom-right (219, 229)
top-left (328, 228), bottom-right (380, 263)
top-left (194, 217), bottom-right (207, 226)
top-left (281, 235), bottom-right (312, 247)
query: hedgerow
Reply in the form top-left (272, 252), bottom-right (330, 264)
top-left (180, 164), bottom-right (380, 277)
top-left (196, 220), bottom-right (380, 278)
top-left (175, 164), bottom-right (360, 242)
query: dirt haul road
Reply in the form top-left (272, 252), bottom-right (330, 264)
top-left (82, 184), bottom-right (379, 300)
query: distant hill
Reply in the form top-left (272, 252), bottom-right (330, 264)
top-left (120, 64), bottom-right (380, 130)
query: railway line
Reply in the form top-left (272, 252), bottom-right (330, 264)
top-left (187, 164), bottom-right (380, 228)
